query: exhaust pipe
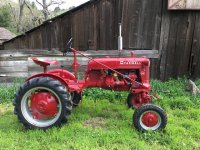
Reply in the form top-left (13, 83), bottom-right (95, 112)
top-left (118, 23), bottom-right (123, 56)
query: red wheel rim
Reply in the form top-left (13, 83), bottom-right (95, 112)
top-left (21, 87), bottom-right (62, 128)
top-left (142, 112), bottom-right (158, 127)
top-left (140, 111), bottom-right (161, 130)
top-left (30, 92), bottom-right (58, 119)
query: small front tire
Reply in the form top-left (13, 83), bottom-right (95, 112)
top-left (133, 104), bottom-right (167, 131)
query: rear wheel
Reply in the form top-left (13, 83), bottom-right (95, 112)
top-left (133, 104), bottom-right (167, 131)
top-left (13, 77), bottom-right (72, 129)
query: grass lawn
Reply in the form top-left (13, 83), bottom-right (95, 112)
top-left (0, 78), bottom-right (200, 150)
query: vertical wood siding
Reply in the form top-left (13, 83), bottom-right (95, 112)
top-left (3, 0), bottom-right (200, 80)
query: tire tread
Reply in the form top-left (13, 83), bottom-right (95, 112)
top-left (133, 104), bottom-right (167, 132)
top-left (13, 77), bottom-right (72, 129)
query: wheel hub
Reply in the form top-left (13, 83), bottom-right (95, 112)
top-left (30, 92), bottom-right (58, 119)
top-left (141, 112), bottom-right (158, 127)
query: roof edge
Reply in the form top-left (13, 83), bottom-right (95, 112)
top-left (3, 0), bottom-right (98, 44)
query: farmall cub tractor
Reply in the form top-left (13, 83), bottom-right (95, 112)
top-left (13, 24), bottom-right (167, 132)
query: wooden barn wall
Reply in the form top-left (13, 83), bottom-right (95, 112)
top-left (121, 0), bottom-right (162, 78)
top-left (3, 0), bottom-right (200, 80)
top-left (159, 0), bottom-right (200, 80)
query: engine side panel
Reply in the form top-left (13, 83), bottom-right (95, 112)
top-left (84, 69), bottom-right (140, 91)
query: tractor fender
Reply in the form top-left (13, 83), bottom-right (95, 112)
top-left (27, 69), bottom-right (76, 89)
top-left (47, 69), bottom-right (75, 80)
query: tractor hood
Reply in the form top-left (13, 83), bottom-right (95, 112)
top-left (87, 57), bottom-right (150, 70)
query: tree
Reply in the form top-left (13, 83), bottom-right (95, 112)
top-left (0, 5), bottom-right (12, 28)
top-left (51, 6), bottom-right (65, 17)
top-left (31, 1), bottom-right (36, 8)
top-left (17, 0), bottom-right (26, 32)
top-left (10, 0), bottom-right (44, 33)
top-left (35, 0), bottom-right (65, 20)
top-left (54, 6), bottom-right (61, 13)
top-left (0, 0), bottom-right (67, 34)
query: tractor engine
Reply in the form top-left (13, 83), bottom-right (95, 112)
top-left (85, 69), bottom-right (140, 91)
top-left (85, 57), bottom-right (150, 91)
top-left (104, 70), bottom-right (137, 88)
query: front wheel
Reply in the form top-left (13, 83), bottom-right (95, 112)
top-left (133, 104), bottom-right (167, 131)
top-left (13, 77), bottom-right (72, 129)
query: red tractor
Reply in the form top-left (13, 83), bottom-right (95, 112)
top-left (13, 25), bottom-right (167, 132)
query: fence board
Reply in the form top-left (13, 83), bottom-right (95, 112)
top-left (0, 66), bottom-right (27, 73)
top-left (0, 49), bottom-right (158, 81)
top-left (0, 61), bottom-right (27, 67)
top-left (0, 50), bottom-right (159, 81)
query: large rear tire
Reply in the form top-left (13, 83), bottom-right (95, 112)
top-left (133, 104), bottom-right (167, 131)
top-left (13, 77), bottom-right (72, 129)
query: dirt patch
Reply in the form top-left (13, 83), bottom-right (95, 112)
top-left (102, 108), bottom-right (119, 113)
top-left (0, 104), bottom-right (13, 115)
top-left (82, 117), bottom-right (107, 128)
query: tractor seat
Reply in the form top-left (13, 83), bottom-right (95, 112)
top-left (32, 57), bottom-right (59, 67)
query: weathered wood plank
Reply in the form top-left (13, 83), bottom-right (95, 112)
top-left (64, 50), bottom-right (159, 58)
top-left (0, 50), bottom-right (159, 58)
top-left (0, 77), bottom-right (25, 83)
top-left (0, 66), bottom-right (27, 73)
top-left (163, 11), bottom-right (180, 79)
top-left (0, 49), bottom-right (62, 55)
top-left (0, 61), bottom-right (27, 67)
top-left (0, 72), bottom-right (28, 77)
top-left (159, 0), bottom-right (172, 80)
top-left (171, 13), bottom-right (188, 77)
top-left (186, 0), bottom-right (200, 8)
top-left (176, 12), bottom-right (195, 77)
top-left (190, 13), bottom-right (200, 78)
top-left (150, 59), bottom-right (160, 79)
top-left (0, 49), bottom-right (159, 80)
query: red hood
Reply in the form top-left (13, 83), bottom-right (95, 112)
top-left (87, 57), bottom-right (150, 70)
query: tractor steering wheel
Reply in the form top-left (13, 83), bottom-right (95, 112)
top-left (63, 37), bottom-right (73, 56)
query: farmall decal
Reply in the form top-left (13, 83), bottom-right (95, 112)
top-left (120, 61), bottom-right (141, 65)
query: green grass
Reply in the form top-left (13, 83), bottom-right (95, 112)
top-left (0, 78), bottom-right (200, 150)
